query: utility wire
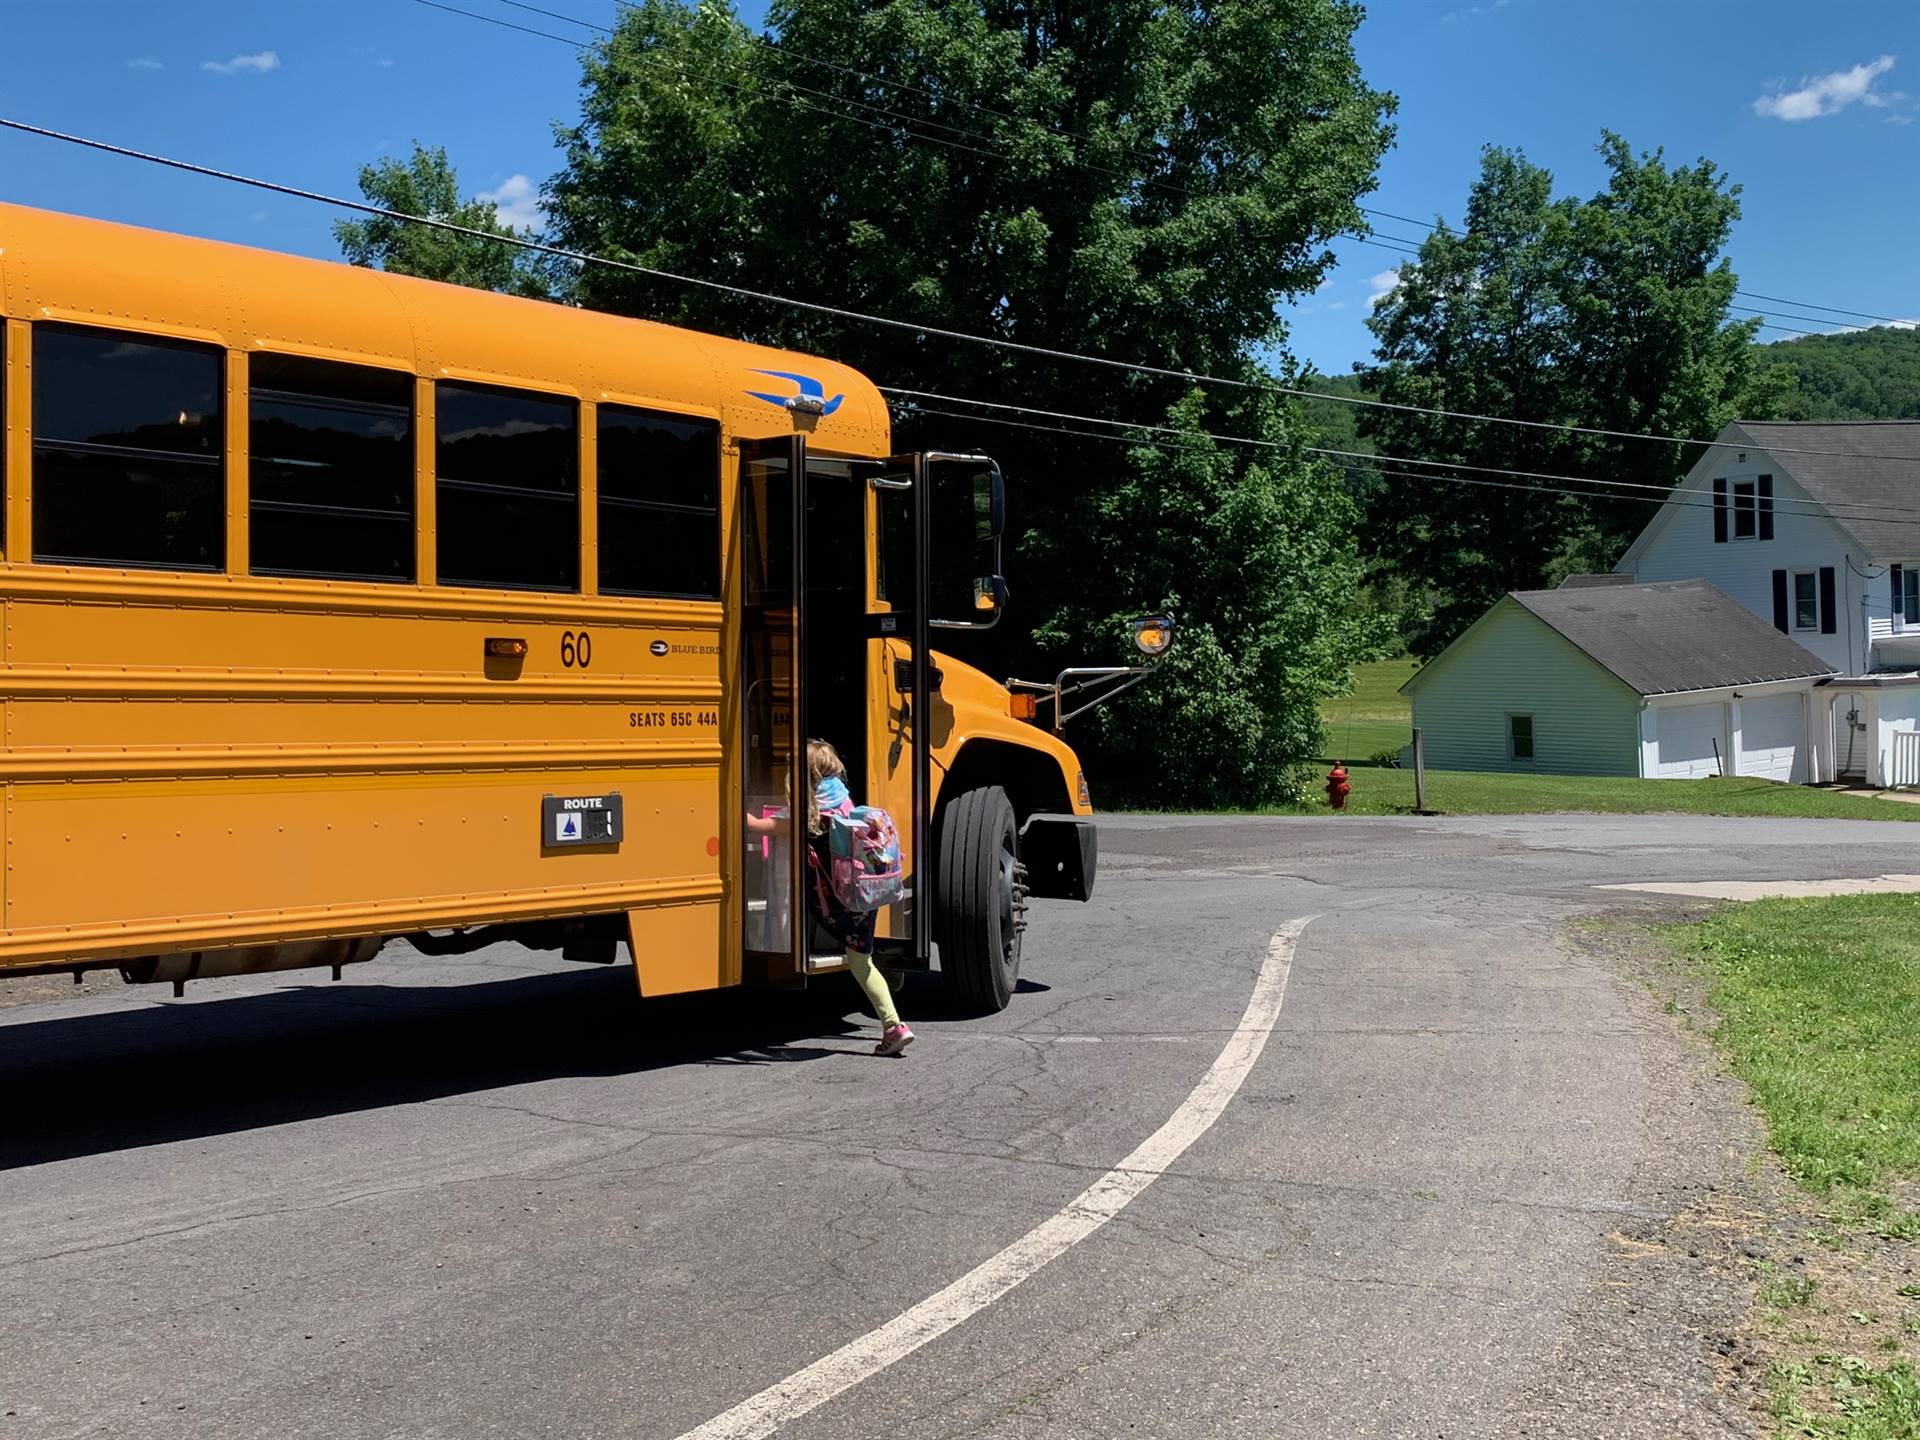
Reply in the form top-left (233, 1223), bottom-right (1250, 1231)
top-left (894, 402), bottom-right (1920, 531)
top-left (445, 0), bottom-right (1912, 341)
top-left (472, 0), bottom-right (1915, 332)
top-left (883, 386), bottom-right (1920, 522)
top-left (9, 114), bottom-right (1920, 466)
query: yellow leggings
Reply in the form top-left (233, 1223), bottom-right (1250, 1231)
top-left (844, 949), bottom-right (900, 1029)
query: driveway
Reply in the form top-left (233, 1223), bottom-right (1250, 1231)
top-left (5, 814), bottom-right (1917, 1438)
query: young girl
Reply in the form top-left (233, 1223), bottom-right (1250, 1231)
top-left (805, 739), bottom-right (914, 1056)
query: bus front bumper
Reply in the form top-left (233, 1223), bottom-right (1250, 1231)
top-left (1020, 815), bottom-right (1097, 902)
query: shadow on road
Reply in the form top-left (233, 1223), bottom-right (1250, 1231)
top-left (0, 967), bottom-right (878, 1171)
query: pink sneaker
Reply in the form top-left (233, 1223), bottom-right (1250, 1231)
top-left (875, 1022), bottom-right (915, 1056)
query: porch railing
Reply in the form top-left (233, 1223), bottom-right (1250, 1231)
top-left (1892, 730), bottom-right (1920, 790)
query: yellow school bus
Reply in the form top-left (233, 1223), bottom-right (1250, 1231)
top-left (0, 202), bottom-right (1153, 1014)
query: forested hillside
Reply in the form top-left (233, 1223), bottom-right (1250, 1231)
top-left (1757, 324), bottom-right (1920, 420)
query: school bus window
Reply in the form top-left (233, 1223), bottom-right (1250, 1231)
top-left (597, 405), bottom-right (721, 599)
top-left (32, 324), bottom-right (224, 571)
top-left (250, 353), bottom-right (414, 582)
top-left (436, 381), bottom-right (578, 592)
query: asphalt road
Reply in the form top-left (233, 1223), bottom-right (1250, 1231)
top-left (6, 813), bottom-right (1920, 1439)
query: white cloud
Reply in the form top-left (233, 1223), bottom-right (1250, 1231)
top-left (1327, 300), bottom-right (1348, 311)
top-left (1753, 54), bottom-right (1896, 121)
top-left (1368, 268), bottom-right (1402, 307)
top-left (126, 57), bottom-right (163, 70)
top-left (478, 174), bottom-right (542, 233)
top-left (201, 51), bottom-right (280, 76)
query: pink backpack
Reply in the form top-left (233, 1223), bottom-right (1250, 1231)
top-left (824, 804), bottom-right (905, 913)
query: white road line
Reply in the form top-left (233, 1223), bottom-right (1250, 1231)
top-left (674, 915), bottom-right (1317, 1440)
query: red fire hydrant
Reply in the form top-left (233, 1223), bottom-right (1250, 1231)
top-left (1325, 763), bottom-right (1351, 810)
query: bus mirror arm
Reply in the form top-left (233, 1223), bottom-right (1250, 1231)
top-left (1006, 664), bottom-right (1161, 732)
top-left (1007, 613), bottom-right (1175, 731)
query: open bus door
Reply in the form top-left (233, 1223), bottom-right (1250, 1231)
top-left (738, 437), bottom-right (935, 985)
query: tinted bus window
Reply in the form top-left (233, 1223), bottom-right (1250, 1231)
top-left (251, 354), bottom-right (413, 582)
top-left (598, 406), bottom-right (720, 599)
top-left (32, 325), bottom-right (224, 571)
top-left (436, 382), bottom-right (577, 591)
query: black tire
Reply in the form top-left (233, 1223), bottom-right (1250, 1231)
top-left (935, 785), bottom-right (1028, 1014)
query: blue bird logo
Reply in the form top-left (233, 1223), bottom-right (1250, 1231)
top-left (746, 369), bottom-right (844, 416)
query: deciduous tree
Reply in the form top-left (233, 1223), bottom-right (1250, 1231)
top-left (1361, 134), bottom-right (1779, 652)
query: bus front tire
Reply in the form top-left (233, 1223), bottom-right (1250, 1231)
top-left (935, 785), bottom-right (1027, 1015)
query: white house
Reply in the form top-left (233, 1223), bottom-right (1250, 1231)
top-left (1402, 581), bottom-right (1836, 781)
top-left (1617, 421), bottom-right (1920, 785)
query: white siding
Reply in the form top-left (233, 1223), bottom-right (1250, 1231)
top-left (1617, 449), bottom-right (1867, 674)
top-left (1407, 601), bottom-right (1642, 775)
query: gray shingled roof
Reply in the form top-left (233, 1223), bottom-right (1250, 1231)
top-left (1510, 580), bottom-right (1836, 696)
top-left (1731, 420), bottom-right (1920, 559)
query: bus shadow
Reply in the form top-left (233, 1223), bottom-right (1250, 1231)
top-left (0, 968), bottom-right (870, 1170)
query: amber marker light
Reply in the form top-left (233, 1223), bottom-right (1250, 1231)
top-left (486, 637), bottom-right (529, 658)
top-left (1008, 693), bottom-right (1038, 721)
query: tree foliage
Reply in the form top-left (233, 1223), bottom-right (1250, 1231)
top-left (334, 143), bottom-right (547, 298)
top-left (1761, 325), bottom-right (1920, 421)
top-left (1359, 134), bottom-right (1779, 653)
top-left (531, 0), bottom-right (1398, 804)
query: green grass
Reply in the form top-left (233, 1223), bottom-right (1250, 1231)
top-left (1671, 895), bottom-right (1920, 1237)
top-left (1256, 767), bottom-right (1920, 822)
top-left (1770, 1355), bottom-right (1920, 1439)
top-left (1318, 657), bottom-right (1416, 763)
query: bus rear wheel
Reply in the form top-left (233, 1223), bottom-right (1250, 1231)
top-left (935, 785), bottom-right (1029, 1015)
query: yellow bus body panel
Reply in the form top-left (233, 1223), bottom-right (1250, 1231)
top-left (0, 202), bottom-right (1083, 989)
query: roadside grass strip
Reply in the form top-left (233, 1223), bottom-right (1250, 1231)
top-left (1156, 770), bottom-right (1920, 822)
top-left (1671, 895), bottom-right (1920, 1437)
top-left (1672, 895), bottom-right (1920, 1239)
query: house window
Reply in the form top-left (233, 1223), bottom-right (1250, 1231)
top-left (1794, 571), bottom-right (1819, 630)
top-left (1905, 569), bottom-right (1919, 625)
top-left (1508, 713), bottom-right (1535, 761)
top-left (1733, 481), bottom-right (1756, 539)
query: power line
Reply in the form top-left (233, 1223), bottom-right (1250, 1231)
top-left (10, 115), bottom-right (1920, 467)
top-left (894, 400), bottom-right (1920, 530)
top-left (453, 0), bottom-right (1916, 347)
top-left (409, 0), bottom-right (1014, 159)
top-left (884, 386), bottom-right (1920, 523)
top-left (467, 0), bottom-right (1916, 335)
top-left (1737, 290), bottom-right (1914, 327)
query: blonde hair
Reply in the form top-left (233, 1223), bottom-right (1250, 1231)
top-left (805, 738), bottom-right (845, 834)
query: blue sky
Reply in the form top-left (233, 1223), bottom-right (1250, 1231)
top-left (1, 0), bottom-right (1914, 375)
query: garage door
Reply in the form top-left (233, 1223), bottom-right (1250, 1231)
top-left (1738, 693), bottom-right (1805, 783)
top-left (1653, 702), bottom-right (1727, 779)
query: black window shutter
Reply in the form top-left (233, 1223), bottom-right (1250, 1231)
top-left (1820, 566), bottom-right (1838, 634)
top-left (1772, 569), bottom-right (1789, 633)
top-left (1894, 564), bottom-right (1904, 625)
top-left (1712, 478), bottom-right (1728, 543)
top-left (1758, 475), bottom-right (1774, 541)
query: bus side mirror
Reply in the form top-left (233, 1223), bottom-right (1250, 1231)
top-left (928, 454), bottom-right (1007, 631)
top-left (1132, 614), bottom-right (1175, 657)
